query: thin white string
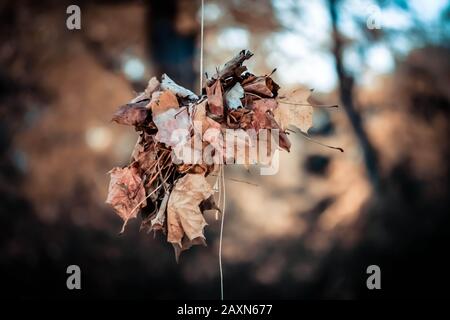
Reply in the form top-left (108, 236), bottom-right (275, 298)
top-left (219, 164), bottom-right (226, 301)
top-left (199, 0), bottom-right (226, 300)
top-left (199, 0), bottom-right (204, 94)
top-left (216, 167), bottom-right (222, 221)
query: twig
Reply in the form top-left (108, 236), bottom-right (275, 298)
top-left (207, 50), bottom-right (254, 86)
top-left (299, 131), bottom-right (344, 152)
top-left (150, 190), bottom-right (170, 229)
top-left (127, 167), bottom-right (174, 221)
top-left (244, 92), bottom-right (265, 99)
top-left (278, 99), bottom-right (338, 109)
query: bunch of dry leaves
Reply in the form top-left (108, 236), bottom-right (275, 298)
top-left (106, 50), bottom-right (327, 261)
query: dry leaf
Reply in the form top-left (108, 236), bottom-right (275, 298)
top-left (144, 76), bottom-right (161, 100)
top-left (266, 111), bottom-right (291, 152)
top-left (206, 79), bottom-right (224, 116)
top-left (131, 134), bottom-right (157, 173)
top-left (149, 90), bottom-right (179, 116)
top-left (154, 108), bottom-right (191, 148)
top-left (161, 74), bottom-right (198, 100)
top-left (112, 102), bottom-right (148, 126)
top-left (227, 108), bottom-right (253, 130)
top-left (192, 100), bottom-right (221, 135)
top-left (167, 174), bottom-right (213, 251)
top-left (223, 129), bottom-right (255, 164)
top-left (131, 134), bottom-right (144, 161)
top-left (150, 190), bottom-right (170, 232)
top-left (243, 76), bottom-right (278, 97)
top-left (130, 76), bottom-right (161, 104)
top-left (274, 88), bottom-right (313, 133)
top-left (106, 51), bottom-right (334, 261)
top-left (191, 101), bottom-right (223, 163)
top-left (136, 147), bottom-right (157, 173)
top-left (173, 237), bottom-right (206, 263)
top-left (251, 98), bottom-right (278, 131)
top-left (199, 195), bottom-right (220, 214)
top-left (106, 166), bottom-right (146, 232)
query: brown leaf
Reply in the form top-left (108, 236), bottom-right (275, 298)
top-left (173, 236), bottom-right (206, 263)
top-left (106, 166), bottom-right (147, 232)
top-left (226, 108), bottom-right (253, 130)
top-left (243, 76), bottom-right (279, 97)
top-left (222, 129), bottom-right (254, 165)
top-left (250, 98), bottom-right (278, 131)
top-left (207, 49), bottom-right (253, 86)
top-left (154, 107), bottom-right (191, 148)
top-left (130, 76), bottom-right (161, 104)
top-left (274, 88), bottom-right (314, 133)
top-left (149, 90), bottom-right (191, 147)
top-left (161, 74), bottom-right (198, 100)
top-left (192, 101), bottom-right (223, 160)
top-left (144, 76), bottom-right (161, 101)
top-left (112, 103), bottom-right (148, 126)
top-left (265, 111), bottom-right (291, 152)
top-left (149, 90), bottom-right (179, 117)
top-left (131, 135), bottom-right (145, 161)
top-left (199, 195), bottom-right (220, 214)
top-left (131, 134), bottom-right (158, 173)
top-left (136, 146), bottom-right (157, 173)
top-left (171, 103), bottom-right (220, 167)
top-left (193, 100), bottom-right (219, 135)
top-left (149, 190), bottom-right (170, 232)
top-left (206, 79), bottom-right (224, 116)
top-left (167, 174), bottom-right (213, 252)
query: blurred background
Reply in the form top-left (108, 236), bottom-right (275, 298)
top-left (0, 0), bottom-right (449, 299)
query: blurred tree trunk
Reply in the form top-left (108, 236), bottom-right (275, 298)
top-left (327, 0), bottom-right (381, 191)
top-left (147, 0), bottom-right (197, 91)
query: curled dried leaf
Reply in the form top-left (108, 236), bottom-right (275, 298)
top-left (144, 77), bottom-right (161, 100)
top-left (207, 49), bottom-right (254, 86)
top-left (154, 108), bottom-right (191, 148)
top-left (274, 88), bottom-right (313, 133)
top-left (130, 76), bottom-right (161, 104)
top-left (173, 237), bottom-right (206, 263)
top-left (206, 79), bottom-right (224, 116)
top-left (149, 90), bottom-right (179, 117)
top-left (167, 174), bottom-right (213, 253)
top-left (265, 111), bottom-right (291, 152)
top-left (250, 98), bottom-right (278, 131)
top-left (106, 166), bottom-right (146, 232)
top-left (136, 147), bottom-right (157, 173)
top-left (112, 103), bottom-right (148, 126)
top-left (199, 195), bottom-right (220, 214)
top-left (150, 190), bottom-right (170, 232)
top-left (243, 76), bottom-right (279, 97)
top-left (161, 74), bottom-right (198, 100)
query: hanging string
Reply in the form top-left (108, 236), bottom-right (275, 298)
top-left (199, 0), bottom-right (205, 94)
top-left (218, 164), bottom-right (226, 301)
top-left (199, 0), bottom-right (226, 301)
